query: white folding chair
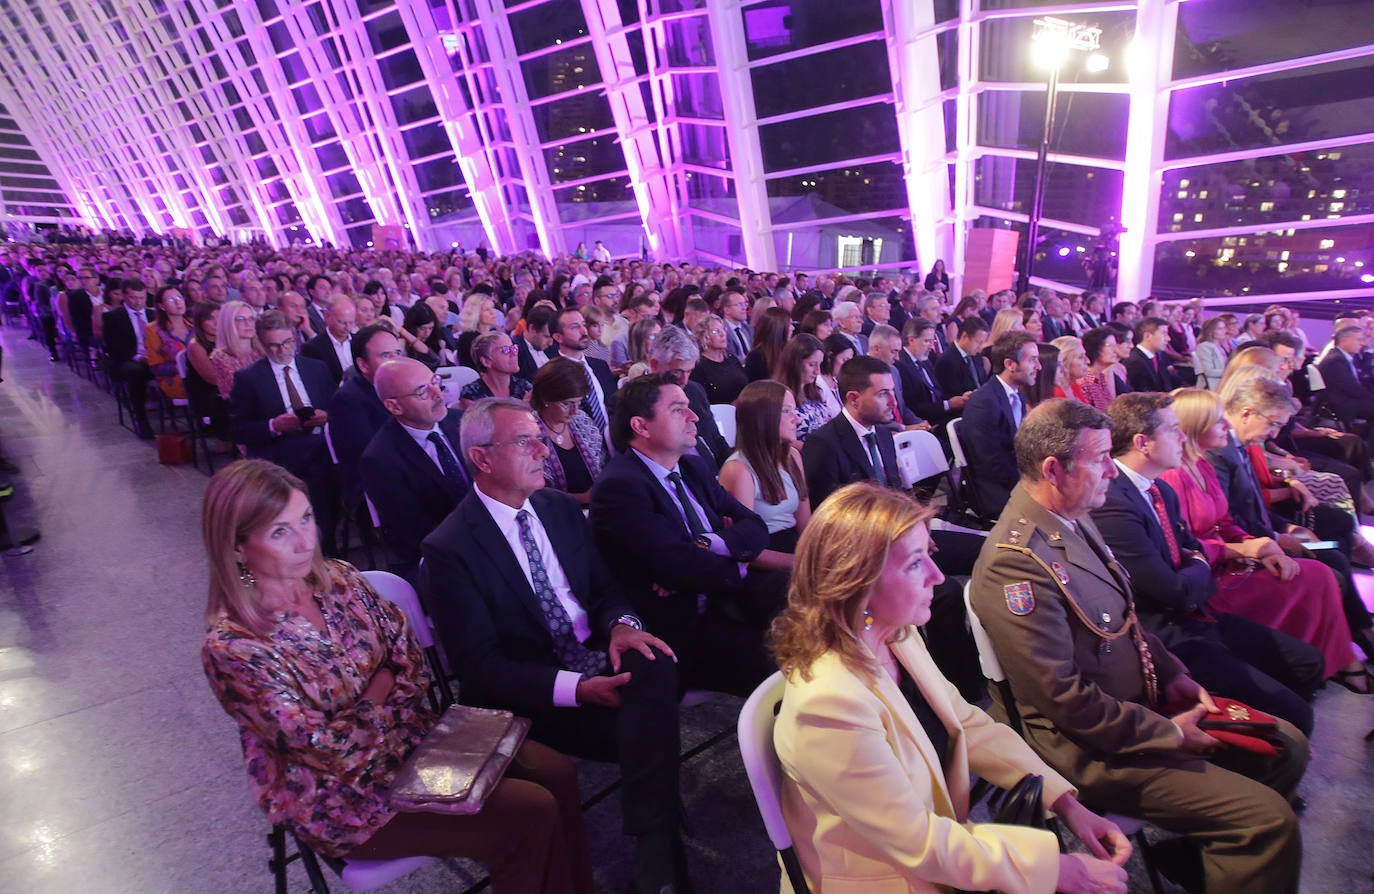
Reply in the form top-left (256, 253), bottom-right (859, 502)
top-left (271, 824), bottom-right (440, 894)
top-left (738, 671), bottom-right (811, 894)
top-left (893, 428), bottom-right (949, 489)
top-left (361, 570), bottom-right (454, 709)
top-left (436, 365), bottom-right (479, 406)
top-left (711, 403), bottom-right (737, 449)
top-left (946, 417), bottom-right (969, 470)
top-left (961, 582), bottom-right (1164, 894)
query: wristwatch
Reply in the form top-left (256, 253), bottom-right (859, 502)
top-left (613, 613), bottom-right (643, 631)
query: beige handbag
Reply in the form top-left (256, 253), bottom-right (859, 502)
top-left (389, 704), bottom-right (531, 815)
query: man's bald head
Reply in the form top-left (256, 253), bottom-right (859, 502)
top-left (375, 358), bottom-right (446, 429)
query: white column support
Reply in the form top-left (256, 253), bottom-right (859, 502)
top-left (883, 0), bottom-right (955, 274)
top-left (1117, 0), bottom-right (1176, 302)
top-left (705, 0), bottom-right (775, 271)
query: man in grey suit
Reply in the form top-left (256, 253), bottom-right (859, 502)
top-left (717, 289), bottom-right (753, 362)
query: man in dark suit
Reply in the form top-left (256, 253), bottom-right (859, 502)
top-left (915, 293), bottom-right (949, 357)
top-left (304, 274), bottom-right (333, 337)
top-left (301, 295), bottom-right (356, 384)
top-left (1092, 393), bottom-right (1323, 734)
top-left (101, 278), bottom-right (156, 439)
top-left (551, 307), bottom-right (615, 435)
top-left (326, 324), bottom-right (405, 516)
top-left (422, 397), bottom-right (687, 894)
top-left (959, 331), bottom-right (1040, 516)
top-left (802, 355), bottom-right (902, 509)
top-left (359, 358), bottom-right (469, 582)
top-left (1316, 324), bottom-right (1374, 431)
top-left (229, 310), bottom-right (339, 553)
top-left (1124, 317), bottom-right (1177, 393)
top-left (858, 291), bottom-right (890, 338)
top-left (514, 304), bottom-right (557, 382)
top-left (933, 315), bottom-right (989, 401)
top-left (895, 319), bottom-right (947, 427)
top-left (866, 325), bottom-right (924, 429)
top-left (590, 374), bottom-right (779, 697)
top-left (633, 325), bottom-right (731, 467)
top-left (717, 289), bottom-right (753, 362)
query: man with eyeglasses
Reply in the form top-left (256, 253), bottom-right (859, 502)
top-left (302, 295), bottom-right (358, 384)
top-left (716, 289), bottom-right (752, 363)
top-left (360, 358), bottom-right (469, 582)
top-left (229, 309), bottom-right (340, 553)
top-left (422, 397), bottom-right (688, 894)
top-left (328, 323), bottom-right (406, 523)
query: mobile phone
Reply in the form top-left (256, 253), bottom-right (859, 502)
top-left (1305, 540), bottom-right (1340, 551)
top-left (295, 405), bottom-right (315, 423)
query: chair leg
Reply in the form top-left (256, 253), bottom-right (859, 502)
top-left (293, 834), bottom-right (332, 894)
top-left (268, 827), bottom-right (290, 894)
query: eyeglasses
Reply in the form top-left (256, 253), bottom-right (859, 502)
top-left (479, 434), bottom-right (544, 454)
top-left (554, 398), bottom-right (582, 412)
top-left (262, 336), bottom-right (294, 352)
top-left (233, 315), bottom-right (254, 324)
top-left (496, 344), bottom-right (520, 355)
top-left (386, 375), bottom-right (443, 400)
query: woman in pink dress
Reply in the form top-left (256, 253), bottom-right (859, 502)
top-left (1163, 388), bottom-right (1372, 691)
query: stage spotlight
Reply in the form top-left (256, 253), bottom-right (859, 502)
top-left (1085, 53), bottom-right (1109, 73)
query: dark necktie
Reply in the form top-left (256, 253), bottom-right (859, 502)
top-left (515, 510), bottom-right (606, 677)
top-left (1146, 483), bottom-right (1182, 569)
top-left (734, 325), bottom-right (749, 357)
top-left (667, 470), bottom-right (707, 537)
top-left (966, 354), bottom-right (981, 386)
top-left (579, 362), bottom-right (608, 431)
top-left (427, 431), bottom-right (468, 489)
top-left (283, 365), bottom-right (305, 410)
top-left (1010, 391), bottom-right (1024, 429)
top-left (864, 432), bottom-right (884, 482)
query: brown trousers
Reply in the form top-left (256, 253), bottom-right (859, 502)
top-left (347, 740), bottom-right (595, 894)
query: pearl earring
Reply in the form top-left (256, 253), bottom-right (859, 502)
top-left (863, 608), bottom-right (874, 630)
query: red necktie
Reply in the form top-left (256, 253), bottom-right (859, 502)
top-left (1146, 483), bottom-right (1181, 568)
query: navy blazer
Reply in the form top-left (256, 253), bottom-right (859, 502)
top-left (421, 487), bottom-right (632, 715)
top-left (801, 411), bottom-right (901, 510)
top-left (101, 305), bottom-right (152, 365)
top-left (589, 451), bottom-right (768, 614)
top-left (894, 351), bottom-right (949, 425)
top-left (301, 332), bottom-right (346, 384)
top-left (1124, 347), bottom-right (1176, 393)
top-left (885, 361), bottom-right (921, 427)
top-left (326, 368), bottom-right (391, 509)
top-left (360, 411), bottom-right (468, 579)
top-left (228, 355), bottom-right (337, 450)
top-left (514, 335), bottom-right (546, 382)
top-left (1316, 350), bottom-right (1374, 425)
top-left (1205, 435), bottom-right (1281, 538)
top-left (959, 376), bottom-right (1020, 510)
top-left (934, 344), bottom-right (983, 397)
top-left (1090, 473), bottom-right (1214, 625)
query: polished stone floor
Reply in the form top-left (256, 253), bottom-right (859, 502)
top-left (0, 326), bottom-right (1371, 893)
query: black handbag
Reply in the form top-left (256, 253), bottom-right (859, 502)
top-left (985, 773), bottom-right (1048, 829)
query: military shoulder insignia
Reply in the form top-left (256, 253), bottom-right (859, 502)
top-left (1004, 582), bottom-right (1035, 615)
top-left (1051, 562), bottom-right (1070, 585)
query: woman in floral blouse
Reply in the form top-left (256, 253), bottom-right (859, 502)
top-left (201, 460), bottom-right (593, 894)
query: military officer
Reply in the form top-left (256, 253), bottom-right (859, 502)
top-left (971, 398), bottom-right (1305, 894)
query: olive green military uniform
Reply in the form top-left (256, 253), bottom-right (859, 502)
top-left (971, 485), bottom-right (1305, 894)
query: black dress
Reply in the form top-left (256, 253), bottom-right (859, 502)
top-left (692, 354), bottom-right (749, 404)
top-left (744, 349), bottom-right (771, 383)
top-left (555, 442), bottom-right (594, 493)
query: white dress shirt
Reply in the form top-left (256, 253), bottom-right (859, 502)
top-left (328, 332), bottom-right (352, 376)
top-left (473, 485), bottom-right (590, 707)
top-left (126, 305), bottom-right (147, 359)
top-left (399, 420), bottom-right (460, 475)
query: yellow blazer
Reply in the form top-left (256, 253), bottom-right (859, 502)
top-left (775, 632), bottom-right (1075, 894)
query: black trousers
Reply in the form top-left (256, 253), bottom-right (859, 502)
top-left (1153, 613), bottom-right (1321, 736)
top-left (527, 648), bottom-right (680, 837)
top-left (114, 359), bottom-right (153, 423)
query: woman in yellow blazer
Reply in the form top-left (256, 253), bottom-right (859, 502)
top-left (770, 483), bottom-right (1130, 894)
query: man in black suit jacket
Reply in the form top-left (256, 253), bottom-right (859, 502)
top-left (229, 310), bottom-right (339, 552)
top-left (590, 374), bottom-right (779, 697)
top-left (933, 315), bottom-right (989, 398)
top-left (359, 358), bottom-right (470, 582)
top-left (551, 307), bottom-right (615, 433)
top-left (803, 356), bottom-right (903, 512)
top-left (101, 280), bottom-right (156, 439)
top-left (1124, 317), bottom-right (1178, 393)
top-left (300, 295), bottom-right (356, 384)
top-left (326, 324), bottom-right (404, 515)
top-left (422, 397), bottom-right (686, 893)
top-left (1316, 324), bottom-right (1374, 430)
top-left (514, 304), bottom-right (557, 382)
top-left (959, 331), bottom-right (1040, 517)
top-left (867, 324), bottom-right (924, 428)
top-left (1092, 394), bottom-right (1322, 734)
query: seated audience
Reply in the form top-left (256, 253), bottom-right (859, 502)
top-left (455, 292), bottom-right (500, 370)
top-left (717, 289), bottom-right (753, 363)
top-left (815, 333), bottom-right (852, 419)
top-left (1073, 327), bottom-right (1121, 411)
top-left (801, 355), bottom-right (902, 509)
top-left (301, 295), bottom-right (357, 384)
top-left (745, 306), bottom-right (793, 382)
top-left (590, 373), bottom-right (780, 697)
top-left (400, 302), bottom-right (447, 371)
top-left (960, 331), bottom-right (1040, 515)
top-left (185, 300), bottom-right (228, 438)
top-left (778, 333), bottom-right (831, 442)
top-left (774, 481), bottom-right (1132, 894)
top-left (460, 330), bottom-right (532, 408)
top-left (1050, 335), bottom-right (1085, 400)
top-left (421, 398), bottom-right (688, 894)
top-left (515, 304), bottom-right (557, 380)
top-left (971, 398), bottom-right (1306, 894)
top-left (102, 277), bottom-right (156, 439)
top-left (210, 300), bottom-right (263, 400)
top-left (690, 313), bottom-right (748, 405)
top-left (359, 358), bottom-right (469, 582)
top-left (1125, 317), bottom-right (1179, 393)
top-left (933, 315), bottom-right (989, 398)
top-left (144, 285), bottom-right (190, 400)
top-left (1192, 316), bottom-right (1230, 390)
top-left (718, 380), bottom-right (810, 567)
top-left (531, 358), bottom-right (607, 504)
top-left (200, 460), bottom-right (592, 894)
top-left (867, 324), bottom-right (925, 429)
top-left (326, 323), bottom-right (405, 520)
top-left (551, 307), bottom-right (615, 436)
top-left (618, 317), bottom-right (662, 383)
top-left (897, 318), bottom-right (958, 430)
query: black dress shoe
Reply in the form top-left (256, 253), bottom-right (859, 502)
top-left (133, 421), bottom-right (156, 441)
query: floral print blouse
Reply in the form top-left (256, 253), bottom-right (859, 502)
top-left (202, 561), bottom-right (435, 857)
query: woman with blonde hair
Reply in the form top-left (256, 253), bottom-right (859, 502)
top-left (1191, 317), bottom-right (1229, 389)
top-left (1162, 389), bottom-right (1372, 691)
top-left (988, 306), bottom-right (1025, 342)
top-left (771, 483), bottom-right (1129, 894)
top-left (1050, 336), bottom-right (1085, 400)
top-left (209, 300), bottom-right (263, 400)
top-left (200, 460), bottom-right (594, 892)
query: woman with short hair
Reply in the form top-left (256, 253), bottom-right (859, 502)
top-left (460, 330), bottom-right (531, 408)
top-left (531, 358), bottom-right (608, 504)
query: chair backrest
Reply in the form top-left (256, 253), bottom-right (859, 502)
top-left (175, 348), bottom-right (189, 380)
top-left (738, 670), bottom-right (811, 894)
top-left (961, 579), bottom-right (1005, 683)
top-left (361, 570), bottom-right (434, 649)
top-left (1307, 364), bottom-right (1325, 392)
top-left (892, 428), bottom-right (949, 489)
top-left (946, 417), bottom-right (969, 469)
top-left (436, 365), bottom-right (479, 405)
top-left (324, 421), bottom-right (341, 464)
top-left (711, 403), bottom-right (737, 449)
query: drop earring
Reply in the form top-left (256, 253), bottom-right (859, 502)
top-left (237, 560), bottom-right (256, 589)
top-left (863, 608), bottom-right (874, 630)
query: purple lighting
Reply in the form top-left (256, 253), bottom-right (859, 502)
top-left (1361, 273), bottom-right (1374, 284)
top-left (1057, 246), bottom-right (1071, 257)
